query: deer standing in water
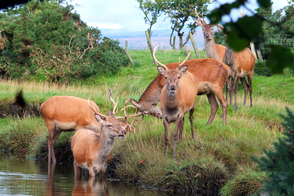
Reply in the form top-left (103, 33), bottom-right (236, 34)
top-left (153, 45), bottom-right (199, 157)
top-left (70, 98), bottom-right (127, 178)
top-left (194, 6), bottom-right (255, 110)
top-left (41, 89), bottom-right (136, 164)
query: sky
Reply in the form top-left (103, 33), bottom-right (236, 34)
top-left (69, 0), bottom-right (290, 33)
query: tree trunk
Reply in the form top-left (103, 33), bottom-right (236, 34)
top-left (179, 36), bottom-right (183, 50)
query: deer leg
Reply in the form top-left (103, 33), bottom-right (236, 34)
top-left (178, 117), bottom-right (184, 142)
top-left (233, 76), bottom-right (240, 111)
top-left (47, 121), bottom-right (61, 164)
top-left (230, 77), bottom-right (234, 105)
top-left (206, 93), bottom-right (219, 126)
top-left (48, 124), bottom-right (62, 164)
top-left (226, 78), bottom-right (231, 103)
top-left (189, 106), bottom-right (195, 140)
top-left (172, 117), bottom-right (183, 158)
top-left (163, 119), bottom-right (170, 157)
top-left (240, 77), bottom-right (249, 106)
top-left (73, 160), bottom-right (81, 180)
top-left (213, 87), bottom-right (228, 126)
top-left (248, 72), bottom-right (254, 107)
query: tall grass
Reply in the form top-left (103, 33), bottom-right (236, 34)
top-left (0, 49), bottom-right (293, 194)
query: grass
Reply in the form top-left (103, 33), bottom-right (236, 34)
top-left (0, 49), bottom-right (293, 195)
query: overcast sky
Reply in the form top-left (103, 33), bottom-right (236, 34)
top-left (69, 0), bottom-right (290, 32)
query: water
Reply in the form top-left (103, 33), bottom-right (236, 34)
top-left (0, 151), bottom-right (165, 196)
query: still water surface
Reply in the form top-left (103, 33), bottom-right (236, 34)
top-left (0, 151), bottom-right (165, 196)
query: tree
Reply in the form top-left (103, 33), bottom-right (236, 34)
top-left (137, 0), bottom-right (164, 37)
top-left (0, 0), bottom-right (129, 83)
top-left (163, 0), bottom-right (210, 49)
top-left (207, 0), bottom-right (294, 74)
top-left (252, 108), bottom-right (294, 195)
top-left (137, 0), bottom-right (210, 49)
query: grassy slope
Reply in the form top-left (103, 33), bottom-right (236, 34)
top-left (0, 49), bottom-right (294, 195)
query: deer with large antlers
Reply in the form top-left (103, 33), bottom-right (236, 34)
top-left (41, 89), bottom-right (138, 164)
top-left (194, 6), bottom-right (255, 110)
top-left (130, 57), bottom-right (230, 126)
top-left (153, 45), bottom-right (199, 157)
top-left (71, 98), bottom-right (127, 178)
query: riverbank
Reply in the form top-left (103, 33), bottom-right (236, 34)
top-left (0, 50), bottom-right (294, 195)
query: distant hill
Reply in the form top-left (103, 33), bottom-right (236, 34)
top-left (101, 29), bottom-right (206, 50)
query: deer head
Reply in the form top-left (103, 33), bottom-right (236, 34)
top-left (153, 45), bottom-right (190, 95)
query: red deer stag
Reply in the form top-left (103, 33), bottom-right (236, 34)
top-left (41, 96), bottom-right (102, 164)
top-left (70, 98), bottom-right (127, 178)
top-left (153, 45), bottom-right (199, 157)
top-left (41, 90), bottom-right (135, 164)
top-left (130, 58), bottom-right (230, 126)
top-left (195, 6), bottom-right (255, 110)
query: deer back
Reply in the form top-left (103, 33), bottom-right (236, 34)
top-left (41, 96), bottom-right (101, 132)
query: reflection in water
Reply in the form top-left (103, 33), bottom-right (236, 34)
top-left (72, 175), bottom-right (109, 196)
top-left (0, 151), bottom-right (165, 196)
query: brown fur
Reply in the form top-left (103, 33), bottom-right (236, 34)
top-left (136, 58), bottom-right (230, 125)
top-left (158, 65), bottom-right (199, 157)
top-left (41, 96), bottom-right (102, 164)
top-left (71, 112), bottom-right (126, 178)
top-left (223, 47), bottom-right (256, 110)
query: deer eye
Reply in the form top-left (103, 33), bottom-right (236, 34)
top-left (107, 125), bottom-right (112, 128)
top-left (165, 77), bottom-right (167, 79)
top-left (178, 76), bottom-right (180, 79)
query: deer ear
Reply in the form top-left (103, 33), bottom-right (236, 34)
top-left (130, 99), bottom-right (141, 109)
top-left (195, 18), bottom-right (203, 27)
top-left (107, 109), bottom-right (115, 117)
top-left (179, 65), bottom-right (188, 76)
top-left (157, 66), bottom-right (166, 75)
top-left (94, 113), bottom-right (105, 123)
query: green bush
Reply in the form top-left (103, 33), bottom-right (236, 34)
top-left (0, 0), bottom-right (129, 83)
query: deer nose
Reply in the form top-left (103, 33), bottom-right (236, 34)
top-left (205, 34), bottom-right (210, 38)
top-left (170, 85), bottom-right (176, 90)
top-left (123, 130), bottom-right (127, 135)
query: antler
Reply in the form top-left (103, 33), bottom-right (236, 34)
top-left (178, 46), bottom-right (190, 68)
top-left (88, 96), bottom-right (108, 120)
top-left (239, 8), bottom-right (245, 17)
top-left (108, 88), bottom-right (119, 114)
top-left (195, 6), bottom-right (206, 25)
top-left (153, 45), bottom-right (168, 69)
top-left (119, 99), bottom-right (143, 132)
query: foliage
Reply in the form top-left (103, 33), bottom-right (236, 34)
top-left (136, 0), bottom-right (164, 37)
top-left (0, 0), bottom-right (129, 83)
top-left (254, 60), bottom-right (272, 76)
top-left (220, 170), bottom-right (266, 196)
top-left (137, 0), bottom-right (210, 49)
top-left (251, 108), bottom-right (294, 196)
top-left (207, 0), bottom-right (294, 74)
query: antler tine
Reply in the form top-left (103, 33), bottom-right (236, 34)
top-left (178, 46), bottom-right (190, 67)
top-left (239, 8), bottom-right (245, 17)
top-left (153, 45), bottom-right (168, 69)
top-left (108, 88), bottom-right (119, 114)
top-left (195, 6), bottom-right (206, 24)
top-left (88, 96), bottom-right (108, 119)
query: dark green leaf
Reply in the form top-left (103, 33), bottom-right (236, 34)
top-left (257, 0), bottom-right (271, 9)
top-left (266, 45), bottom-right (294, 74)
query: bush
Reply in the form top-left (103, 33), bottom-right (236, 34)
top-left (254, 60), bottom-right (272, 76)
top-left (0, 1), bottom-right (129, 83)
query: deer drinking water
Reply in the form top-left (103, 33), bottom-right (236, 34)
top-left (153, 45), bottom-right (199, 157)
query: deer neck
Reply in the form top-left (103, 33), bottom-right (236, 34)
top-left (96, 129), bottom-right (115, 161)
top-left (204, 37), bottom-right (219, 59)
top-left (164, 88), bottom-right (180, 109)
top-left (139, 74), bottom-right (163, 105)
